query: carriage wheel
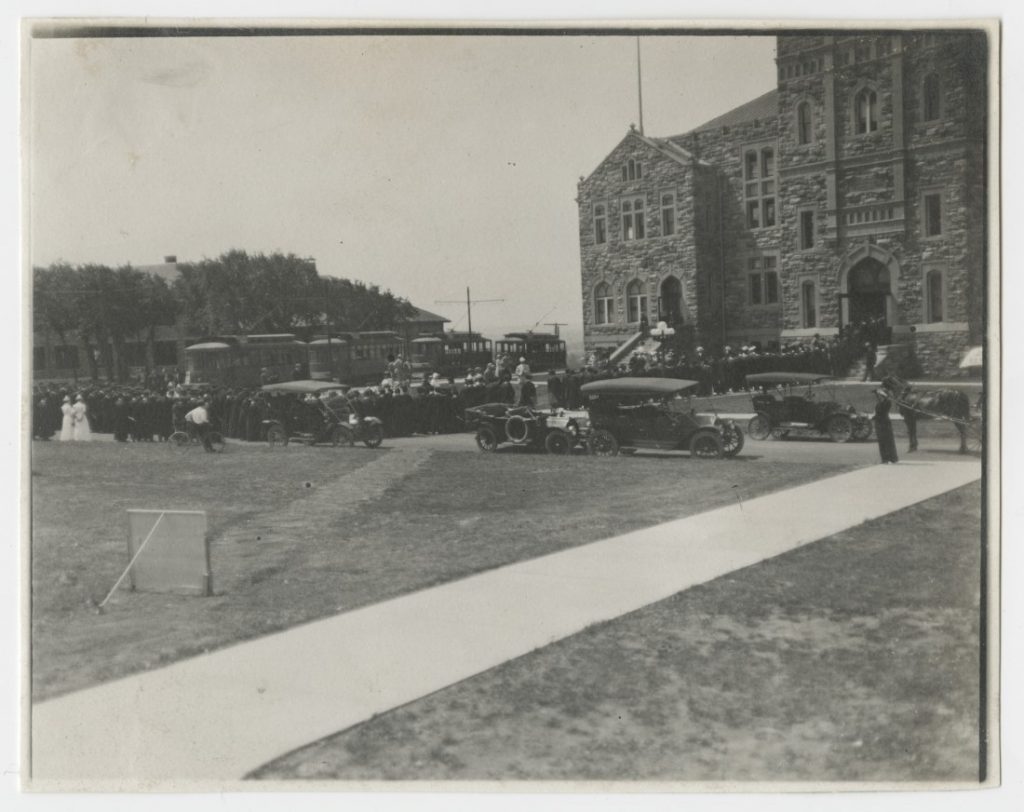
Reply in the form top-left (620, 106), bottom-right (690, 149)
top-left (544, 429), bottom-right (572, 455)
top-left (475, 425), bottom-right (499, 452)
top-left (720, 423), bottom-right (745, 457)
top-left (267, 425), bottom-right (288, 448)
top-left (587, 429), bottom-right (619, 457)
top-left (851, 416), bottom-right (873, 441)
top-left (826, 413), bottom-right (853, 443)
top-left (208, 431), bottom-right (226, 453)
top-left (169, 431), bottom-right (190, 448)
top-left (689, 431), bottom-right (724, 460)
top-left (747, 414), bottom-right (771, 441)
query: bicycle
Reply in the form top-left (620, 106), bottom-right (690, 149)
top-left (169, 423), bottom-right (226, 453)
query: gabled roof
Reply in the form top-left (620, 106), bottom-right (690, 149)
top-left (685, 89), bottom-right (779, 134)
top-left (408, 306), bottom-right (450, 323)
top-left (580, 128), bottom-right (706, 186)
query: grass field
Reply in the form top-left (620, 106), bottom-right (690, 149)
top-left (31, 439), bottom-right (858, 700)
top-left (253, 482), bottom-right (983, 783)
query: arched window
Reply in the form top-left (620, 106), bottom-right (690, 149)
top-left (796, 101), bottom-right (813, 145)
top-left (922, 73), bottom-right (941, 122)
top-left (594, 282), bottom-right (613, 325)
top-left (626, 280), bottom-right (647, 324)
top-left (854, 88), bottom-right (879, 134)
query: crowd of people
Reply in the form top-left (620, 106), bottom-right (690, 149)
top-left (32, 327), bottom-right (886, 444)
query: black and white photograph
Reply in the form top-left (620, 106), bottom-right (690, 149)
top-left (14, 5), bottom-right (1012, 803)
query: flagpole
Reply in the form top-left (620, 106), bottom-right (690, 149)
top-left (636, 37), bottom-right (644, 135)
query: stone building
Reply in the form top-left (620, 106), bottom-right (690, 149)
top-left (577, 31), bottom-right (988, 376)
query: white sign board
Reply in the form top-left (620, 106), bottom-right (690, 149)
top-left (126, 509), bottom-right (211, 596)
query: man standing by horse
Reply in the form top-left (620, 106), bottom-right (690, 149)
top-left (881, 375), bottom-right (972, 454)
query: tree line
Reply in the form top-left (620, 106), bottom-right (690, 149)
top-left (33, 249), bottom-right (416, 381)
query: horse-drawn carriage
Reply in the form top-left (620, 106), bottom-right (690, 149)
top-left (745, 372), bottom-right (873, 443)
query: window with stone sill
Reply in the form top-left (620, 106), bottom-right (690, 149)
top-left (854, 88), bottom-right (879, 134)
top-left (594, 282), bottom-right (614, 325)
top-left (925, 269), bottom-right (945, 323)
top-left (748, 256), bottom-right (779, 306)
top-left (660, 191), bottom-right (676, 237)
top-left (593, 202), bottom-right (607, 245)
top-left (743, 145), bottom-right (777, 229)
top-left (801, 280), bottom-right (817, 328)
top-left (799, 210), bottom-right (816, 250)
top-left (621, 159), bottom-right (643, 182)
top-left (796, 101), bottom-right (814, 145)
top-left (622, 196), bottom-right (646, 241)
top-left (922, 192), bottom-right (943, 238)
top-left (626, 279), bottom-right (648, 324)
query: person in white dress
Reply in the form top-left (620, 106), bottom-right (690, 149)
top-left (71, 394), bottom-right (92, 441)
top-left (59, 396), bottom-right (74, 441)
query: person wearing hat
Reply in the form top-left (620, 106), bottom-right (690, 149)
top-left (872, 387), bottom-right (899, 464)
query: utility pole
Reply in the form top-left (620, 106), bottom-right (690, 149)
top-left (436, 287), bottom-right (504, 338)
top-left (545, 322), bottom-right (569, 337)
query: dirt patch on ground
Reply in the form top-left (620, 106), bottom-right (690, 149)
top-left (254, 482), bottom-right (982, 783)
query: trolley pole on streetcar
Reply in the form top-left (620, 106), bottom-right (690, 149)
top-left (436, 287), bottom-right (504, 339)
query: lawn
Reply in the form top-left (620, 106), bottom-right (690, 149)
top-left (253, 482), bottom-right (983, 784)
top-left (30, 439), bottom-right (858, 700)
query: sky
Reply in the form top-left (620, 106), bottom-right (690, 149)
top-left (27, 30), bottom-right (777, 354)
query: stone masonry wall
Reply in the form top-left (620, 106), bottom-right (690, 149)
top-left (578, 132), bottom-right (698, 350)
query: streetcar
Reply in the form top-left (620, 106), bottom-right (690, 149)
top-left (184, 334), bottom-right (307, 388)
top-left (410, 330), bottom-right (493, 377)
top-left (308, 331), bottom-right (405, 384)
top-left (494, 331), bottom-right (567, 372)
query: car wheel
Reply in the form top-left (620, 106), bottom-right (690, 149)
top-left (363, 424), bottom-right (384, 448)
top-left (505, 415), bottom-right (532, 445)
top-left (747, 413), bottom-right (771, 441)
top-left (267, 425), bottom-right (288, 447)
top-left (851, 415), bottom-right (873, 441)
top-left (827, 413), bottom-right (853, 443)
top-left (544, 429), bottom-right (572, 455)
top-left (587, 429), bottom-right (619, 457)
top-left (689, 431), bottom-right (724, 459)
top-left (476, 425), bottom-right (500, 452)
top-left (720, 423), bottom-right (745, 457)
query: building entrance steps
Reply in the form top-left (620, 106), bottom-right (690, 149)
top-left (31, 458), bottom-right (982, 789)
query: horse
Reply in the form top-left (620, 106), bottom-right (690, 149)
top-left (880, 375), bottom-right (972, 454)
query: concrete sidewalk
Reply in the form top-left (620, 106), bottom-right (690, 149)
top-left (31, 458), bottom-right (981, 789)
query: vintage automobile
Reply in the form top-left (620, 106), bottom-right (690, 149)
top-left (464, 402), bottom-right (591, 454)
top-left (744, 372), bottom-right (872, 443)
top-left (260, 379), bottom-right (353, 447)
top-left (579, 377), bottom-right (744, 459)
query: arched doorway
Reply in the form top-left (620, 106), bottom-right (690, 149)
top-left (847, 258), bottom-right (890, 326)
top-left (659, 276), bottom-right (684, 326)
